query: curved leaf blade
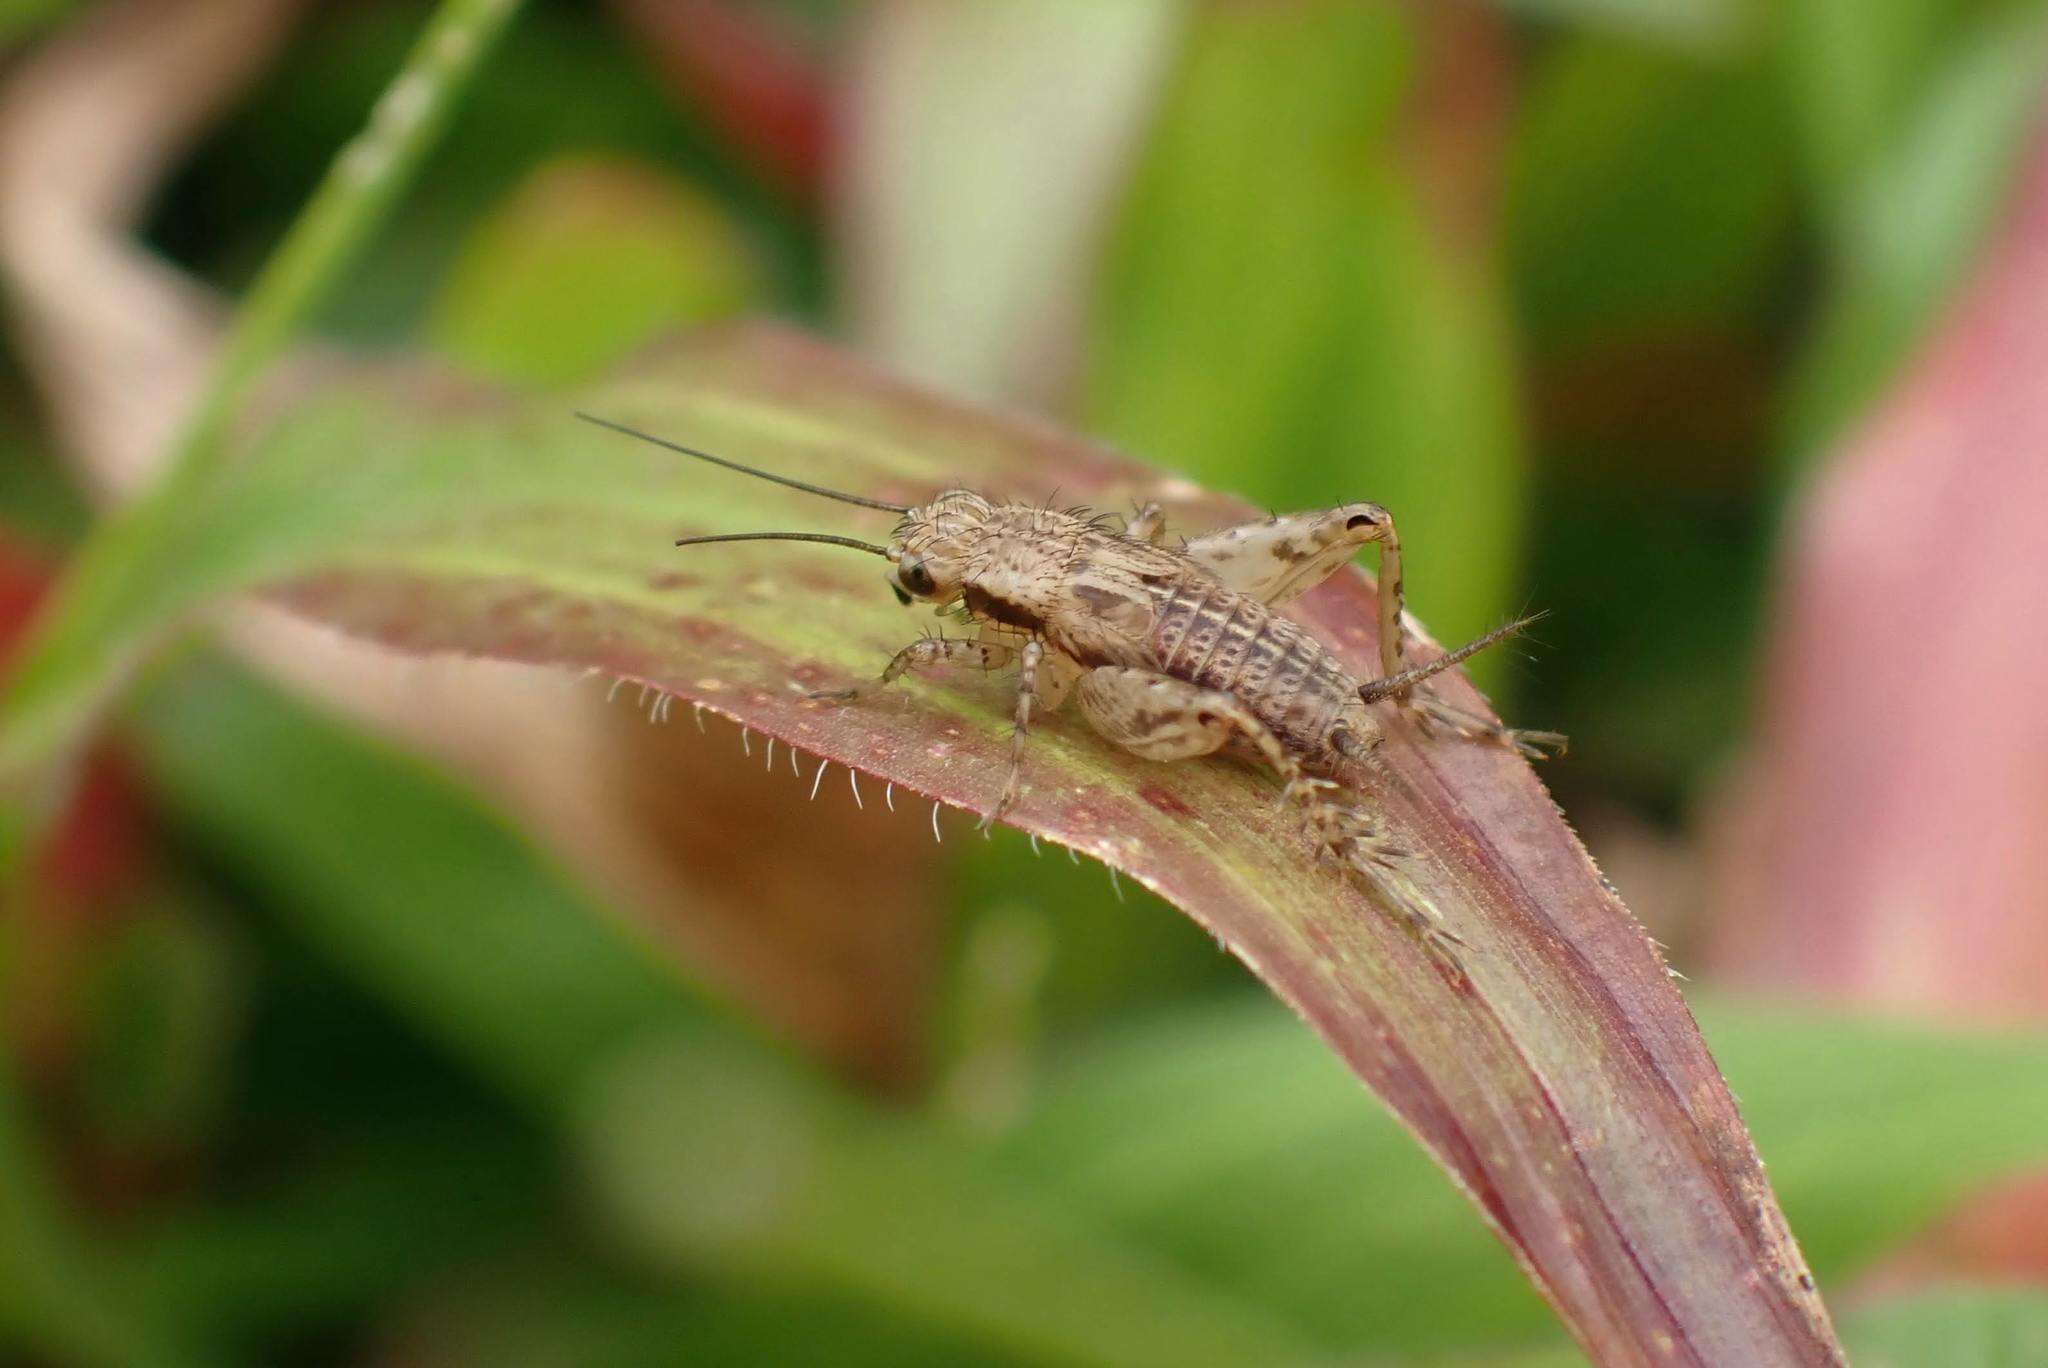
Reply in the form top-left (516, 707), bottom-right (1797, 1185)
top-left (43, 324), bottom-right (1841, 1363)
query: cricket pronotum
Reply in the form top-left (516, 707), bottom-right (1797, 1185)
top-left (580, 414), bottom-right (1563, 967)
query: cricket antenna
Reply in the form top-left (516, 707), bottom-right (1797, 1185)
top-left (576, 412), bottom-right (912, 514)
top-left (673, 531), bottom-right (891, 556)
top-left (1358, 612), bottom-right (1546, 703)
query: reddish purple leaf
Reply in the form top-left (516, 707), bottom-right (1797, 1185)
top-left (223, 323), bottom-right (1842, 1364)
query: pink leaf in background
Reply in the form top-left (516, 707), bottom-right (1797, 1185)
top-left (1710, 115), bottom-right (2048, 1019)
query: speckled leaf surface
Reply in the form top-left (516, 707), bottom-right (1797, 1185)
top-left (224, 325), bottom-right (1834, 1364)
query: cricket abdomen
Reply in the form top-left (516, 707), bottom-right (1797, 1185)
top-left (1147, 580), bottom-right (1355, 752)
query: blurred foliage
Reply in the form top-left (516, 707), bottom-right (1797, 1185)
top-left (1782, 1), bottom-right (2048, 458)
top-left (1840, 1287), bottom-right (2048, 1366)
top-left (1089, 0), bottom-right (1525, 682)
top-left (6, 0), bottom-right (2048, 1362)
top-left (429, 157), bottom-right (761, 385)
top-left (58, 655), bottom-right (2045, 1365)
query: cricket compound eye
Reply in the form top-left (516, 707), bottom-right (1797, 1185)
top-left (898, 554), bottom-right (938, 598)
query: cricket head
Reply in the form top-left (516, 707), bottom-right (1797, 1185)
top-left (576, 413), bottom-right (990, 611)
top-left (882, 489), bottom-right (993, 608)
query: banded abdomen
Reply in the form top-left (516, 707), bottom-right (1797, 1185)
top-left (1145, 579), bottom-right (1357, 751)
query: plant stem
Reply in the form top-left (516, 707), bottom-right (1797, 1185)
top-left (0, 0), bottom-right (526, 815)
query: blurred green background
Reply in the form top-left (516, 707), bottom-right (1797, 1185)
top-left (3, 0), bottom-right (2048, 1364)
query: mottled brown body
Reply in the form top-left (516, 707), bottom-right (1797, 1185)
top-left (847, 489), bottom-right (1557, 965)
top-left (899, 499), bottom-right (1395, 769)
top-left (581, 412), bottom-right (1556, 967)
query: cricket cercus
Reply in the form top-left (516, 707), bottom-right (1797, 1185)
top-left (581, 414), bottom-right (1564, 966)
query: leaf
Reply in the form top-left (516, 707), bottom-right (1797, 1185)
top-left (1841, 1287), bottom-right (2048, 1368)
top-left (128, 655), bottom-right (1322, 1367)
top-left (1508, 32), bottom-right (1794, 351)
top-left (429, 155), bottom-right (760, 386)
top-left (998, 994), bottom-right (2048, 1355)
top-left (1777, 0), bottom-right (1993, 220)
top-left (1781, 4), bottom-right (2048, 459)
top-left (1712, 111), bottom-right (2048, 1014)
top-left (1085, 0), bottom-right (1527, 679)
top-left (38, 321), bottom-right (1842, 1362)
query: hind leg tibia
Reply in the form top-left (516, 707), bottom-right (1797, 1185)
top-left (1181, 504), bottom-right (1408, 677)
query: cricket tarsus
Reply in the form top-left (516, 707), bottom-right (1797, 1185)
top-left (619, 410), bottom-right (1564, 963)
top-left (1361, 612), bottom-right (1568, 761)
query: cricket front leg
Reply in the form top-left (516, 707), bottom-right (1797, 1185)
top-left (808, 636), bottom-right (1016, 704)
top-left (979, 638), bottom-right (1043, 830)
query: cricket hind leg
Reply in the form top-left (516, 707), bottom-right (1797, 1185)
top-left (1072, 668), bottom-right (1463, 968)
top-left (807, 635), bottom-right (1016, 704)
top-left (1180, 503), bottom-right (1408, 673)
top-left (1404, 694), bottom-right (1567, 762)
top-left (1182, 504), bottom-right (1563, 761)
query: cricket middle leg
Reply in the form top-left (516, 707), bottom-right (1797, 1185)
top-left (979, 639), bottom-right (1043, 830)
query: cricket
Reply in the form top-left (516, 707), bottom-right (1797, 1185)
top-left (580, 413), bottom-right (1564, 966)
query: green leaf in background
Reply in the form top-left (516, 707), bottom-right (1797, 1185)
top-left (1781, 3), bottom-right (2048, 461)
top-left (0, 0), bottom-right (84, 47)
top-left (1509, 32), bottom-right (1794, 351)
top-left (1778, 0), bottom-right (1999, 221)
top-left (128, 657), bottom-right (1318, 1368)
top-left (1087, 0), bottom-right (1526, 683)
top-left (429, 155), bottom-right (760, 386)
top-left (1003, 994), bottom-right (2048, 1358)
top-left (1842, 1287), bottom-right (2048, 1367)
top-left (128, 1121), bottom-right (556, 1357)
top-left (152, 2), bottom-right (813, 345)
top-left (376, 1255), bottom-right (1020, 1368)
top-left (126, 655), bottom-right (721, 1106)
top-left (76, 899), bottom-right (243, 1157)
top-left (0, 1068), bottom-right (201, 1368)
top-left (1490, 0), bottom-right (1746, 53)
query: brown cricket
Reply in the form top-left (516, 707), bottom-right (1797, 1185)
top-left (580, 413), bottom-right (1563, 965)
